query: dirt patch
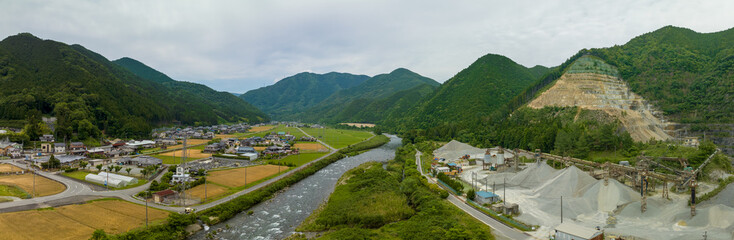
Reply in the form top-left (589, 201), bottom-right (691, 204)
top-left (249, 125), bottom-right (275, 133)
top-left (0, 200), bottom-right (168, 239)
top-left (0, 164), bottom-right (23, 173)
top-left (0, 173), bottom-right (65, 197)
top-left (293, 143), bottom-right (328, 152)
top-left (186, 183), bottom-right (229, 201)
top-left (159, 149), bottom-right (211, 159)
top-left (207, 165), bottom-right (283, 188)
top-left (340, 123), bottom-right (375, 128)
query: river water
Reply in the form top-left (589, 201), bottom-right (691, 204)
top-left (190, 135), bottom-right (402, 240)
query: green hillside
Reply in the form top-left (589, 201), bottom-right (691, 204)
top-left (0, 33), bottom-right (266, 141)
top-left (592, 26), bottom-right (734, 123)
top-left (400, 54), bottom-right (546, 132)
top-left (298, 68), bottom-right (439, 123)
top-left (241, 72), bottom-right (369, 119)
top-left (113, 57), bottom-right (268, 125)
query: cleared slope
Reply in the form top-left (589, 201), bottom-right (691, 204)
top-left (528, 55), bottom-right (672, 141)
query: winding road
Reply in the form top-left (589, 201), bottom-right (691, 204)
top-left (415, 150), bottom-right (533, 240)
top-left (0, 127), bottom-right (348, 214)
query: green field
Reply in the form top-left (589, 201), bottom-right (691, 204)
top-left (301, 128), bottom-right (373, 149)
top-left (252, 125), bottom-right (306, 139)
top-left (268, 152), bottom-right (328, 167)
top-left (0, 184), bottom-right (29, 198)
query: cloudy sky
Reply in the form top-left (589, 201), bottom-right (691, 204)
top-left (2, 0), bottom-right (733, 93)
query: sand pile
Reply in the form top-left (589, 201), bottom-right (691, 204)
top-left (509, 161), bottom-right (559, 189)
top-left (703, 182), bottom-right (734, 208)
top-left (433, 140), bottom-right (485, 160)
top-left (579, 179), bottom-right (641, 212)
top-left (685, 204), bottom-right (734, 229)
top-left (533, 165), bottom-right (596, 198)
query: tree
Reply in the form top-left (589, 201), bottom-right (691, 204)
top-left (47, 155), bottom-right (61, 169)
top-left (141, 168), bottom-right (149, 178)
top-left (467, 189), bottom-right (476, 201)
top-left (79, 161), bottom-right (88, 170)
top-left (95, 164), bottom-right (103, 172)
top-left (125, 167), bottom-right (132, 175)
top-left (113, 165), bottom-right (122, 173)
top-left (106, 165), bottom-right (113, 172)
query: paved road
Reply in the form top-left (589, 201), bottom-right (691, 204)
top-left (415, 150), bottom-right (533, 240)
top-left (0, 127), bottom-right (351, 214)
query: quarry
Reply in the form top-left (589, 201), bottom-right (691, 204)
top-left (528, 55), bottom-right (672, 142)
top-left (431, 140), bottom-right (733, 240)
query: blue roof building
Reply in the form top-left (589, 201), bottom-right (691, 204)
top-left (475, 191), bottom-right (500, 205)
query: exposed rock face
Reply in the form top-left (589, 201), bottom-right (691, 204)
top-left (529, 56), bottom-right (672, 142)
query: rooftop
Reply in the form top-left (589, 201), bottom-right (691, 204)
top-left (554, 222), bottom-right (601, 239)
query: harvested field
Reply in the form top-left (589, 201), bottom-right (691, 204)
top-left (0, 173), bottom-right (65, 197)
top-left (159, 148), bottom-right (211, 159)
top-left (0, 164), bottom-right (22, 173)
top-left (207, 164), bottom-right (283, 188)
top-left (340, 123), bottom-right (375, 128)
top-left (293, 142), bottom-right (328, 151)
top-left (216, 134), bottom-right (236, 139)
top-left (253, 146), bottom-right (267, 151)
top-left (0, 200), bottom-right (168, 240)
top-left (187, 183), bottom-right (229, 201)
top-left (163, 139), bottom-right (210, 150)
top-left (249, 125), bottom-right (275, 133)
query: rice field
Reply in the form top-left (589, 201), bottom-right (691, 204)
top-left (186, 183), bottom-right (229, 202)
top-left (207, 164), bottom-right (283, 188)
top-left (0, 164), bottom-right (23, 173)
top-left (0, 200), bottom-right (169, 240)
top-left (293, 142), bottom-right (328, 152)
top-left (301, 127), bottom-right (373, 149)
top-left (0, 173), bottom-right (65, 197)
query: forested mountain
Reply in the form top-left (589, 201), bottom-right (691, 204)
top-left (241, 72), bottom-right (369, 119)
top-left (113, 57), bottom-right (268, 126)
top-left (0, 33), bottom-right (267, 141)
top-left (296, 68), bottom-right (440, 123)
top-left (395, 54), bottom-right (547, 132)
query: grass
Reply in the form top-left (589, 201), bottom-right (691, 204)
top-left (0, 184), bottom-right (29, 198)
top-left (301, 127), bottom-right (373, 149)
top-left (267, 152), bottom-right (328, 167)
top-left (62, 170), bottom-right (148, 190)
top-left (251, 125), bottom-right (307, 139)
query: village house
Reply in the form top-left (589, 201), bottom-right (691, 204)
top-left (153, 189), bottom-right (176, 203)
top-left (41, 143), bottom-right (53, 153)
top-left (39, 134), bottom-right (55, 142)
top-left (69, 142), bottom-right (87, 155)
top-left (54, 143), bottom-right (66, 153)
top-left (204, 142), bottom-right (224, 153)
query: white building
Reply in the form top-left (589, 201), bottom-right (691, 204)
top-left (98, 172), bottom-right (138, 185)
top-left (85, 174), bottom-right (125, 188)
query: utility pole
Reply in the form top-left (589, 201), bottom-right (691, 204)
top-left (560, 196), bottom-right (563, 223)
top-left (503, 177), bottom-right (506, 202)
top-left (145, 190), bottom-right (149, 228)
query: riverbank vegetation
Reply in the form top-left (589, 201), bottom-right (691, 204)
top-left (294, 145), bottom-right (494, 240)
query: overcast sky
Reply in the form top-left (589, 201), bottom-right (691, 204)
top-left (2, 0), bottom-right (733, 93)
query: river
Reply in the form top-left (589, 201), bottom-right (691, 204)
top-left (190, 134), bottom-right (402, 240)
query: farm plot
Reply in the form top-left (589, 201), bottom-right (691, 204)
top-left (301, 127), bottom-right (373, 149)
top-left (207, 164), bottom-right (283, 188)
top-left (0, 200), bottom-right (169, 240)
top-left (293, 142), bottom-right (328, 152)
top-left (159, 147), bottom-right (211, 159)
top-left (0, 164), bottom-right (23, 173)
top-left (186, 183), bottom-right (229, 201)
top-left (249, 125), bottom-right (275, 133)
top-left (0, 173), bottom-right (65, 197)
